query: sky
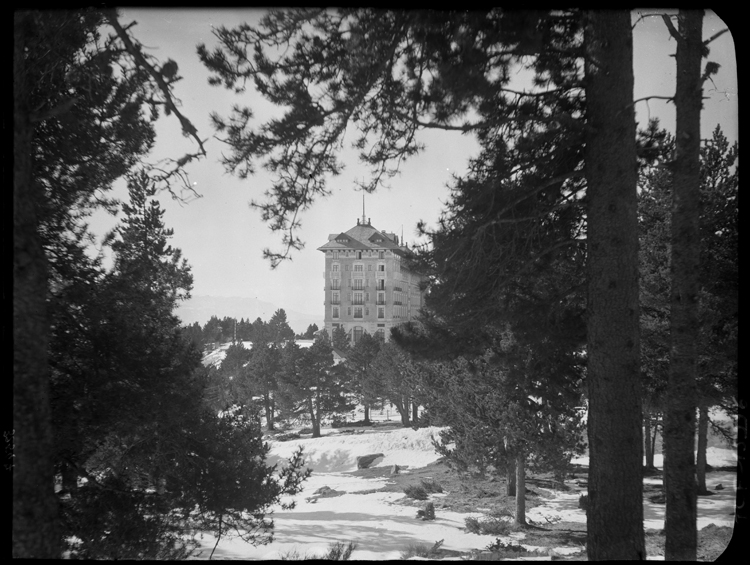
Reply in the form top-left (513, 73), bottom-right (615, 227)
top-left (88, 9), bottom-right (737, 320)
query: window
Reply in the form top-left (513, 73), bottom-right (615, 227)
top-left (378, 307), bottom-right (384, 319)
top-left (353, 279), bottom-right (364, 290)
top-left (354, 307), bottom-right (363, 319)
top-left (378, 264), bottom-right (385, 271)
top-left (376, 280), bottom-right (385, 290)
top-left (331, 263), bottom-right (339, 272)
top-left (377, 292), bottom-right (385, 305)
top-left (368, 264), bottom-right (373, 271)
top-left (333, 251), bottom-right (339, 259)
top-left (379, 251), bottom-right (384, 259)
top-left (331, 280), bottom-right (340, 290)
top-left (354, 263), bottom-right (363, 272)
top-left (353, 292), bottom-right (363, 305)
top-left (354, 326), bottom-right (363, 343)
top-left (332, 292), bottom-right (340, 304)
top-left (345, 264), bottom-right (350, 271)
top-left (357, 251), bottom-right (362, 259)
top-left (332, 306), bottom-right (339, 319)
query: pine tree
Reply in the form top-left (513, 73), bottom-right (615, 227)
top-left (344, 332), bottom-right (382, 424)
top-left (269, 309), bottom-right (295, 344)
top-left (277, 333), bottom-right (353, 437)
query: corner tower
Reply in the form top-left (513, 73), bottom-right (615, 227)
top-left (317, 217), bottom-right (424, 345)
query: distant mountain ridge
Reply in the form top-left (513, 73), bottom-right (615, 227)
top-left (175, 295), bottom-right (321, 334)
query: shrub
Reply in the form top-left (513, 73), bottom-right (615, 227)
top-left (420, 479), bottom-right (443, 493)
top-left (280, 541), bottom-right (357, 560)
top-left (465, 516), bottom-right (511, 536)
top-left (275, 432), bottom-right (301, 442)
top-left (323, 541), bottom-right (357, 560)
top-left (401, 539), bottom-right (444, 559)
top-left (403, 484), bottom-right (429, 500)
top-left (329, 414), bottom-right (348, 428)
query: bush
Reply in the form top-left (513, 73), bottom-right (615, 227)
top-left (280, 541), bottom-right (357, 560)
top-left (401, 539), bottom-right (444, 559)
top-left (323, 541), bottom-right (357, 560)
top-left (403, 484), bottom-right (429, 500)
top-left (473, 539), bottom-right (541, 560)
top-left (420, 479), bottom-right (443, 493)
top-left (465, 516), bottom-right (511, 536)
top-left (275, 432), bottom-right (301, 442)
top-left (329, 414), bottom-right (348, 428)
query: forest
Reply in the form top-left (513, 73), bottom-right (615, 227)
top-left (13, 8), bottom-right (736, 560)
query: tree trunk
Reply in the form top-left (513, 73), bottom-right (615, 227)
top-left (506, 457), bottom-right (516, 497)
top-left (308, 397), bottom-right (320, 438)
top-left (664, 9), bottom-right (703, 561)
top-left (583, 11), bottom-right (645, 560)
top-left (394, 398), bottom-right (410, 427)
top-left (363, 403), bottom-right (370, 424)
top-left (515, 450), bottom-right (526, 526)
top-left (696, 403), bottom-right (710, 495)
top-left (412, 400), bottom-right (418, 425)
top-left (645, 412), bottom-right (655, 470)
top-left (13, 14), bottom-right (61, 559)
top-left (264, 392), bottom-right (274, 431)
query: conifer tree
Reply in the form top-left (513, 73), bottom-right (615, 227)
top-left (277, 332), bottom-right (353, 437)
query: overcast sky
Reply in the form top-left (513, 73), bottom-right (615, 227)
top-left (88, 9), bottom-right (737, 319)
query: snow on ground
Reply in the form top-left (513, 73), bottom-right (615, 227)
top-left (190, 426), bottom-right (737, 560)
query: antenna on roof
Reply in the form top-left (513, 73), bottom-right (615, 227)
top-left (362, 193), bottom-right (367, 225)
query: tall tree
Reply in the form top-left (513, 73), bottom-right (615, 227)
top-left (13, 9), bottom-right (193, 555)
top-left (247, 343), bottom-right (282, 430)
top-left (369, 341), bottom-right (422, 427)
top-left (277, 333), bottom-right (353, 437)
top-left (582, 11), bottom-right (644, 559)
top-left (332, 325), bottom-right (351, 352)
top-left (344, 332), bottom-right (382, 424)
top-left (268, 308), bottom-right (295, 344)
top-left (659, 10), bottom-right (704, 560)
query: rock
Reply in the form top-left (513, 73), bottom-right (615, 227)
top-left (390, 464), bottom-right (400, 475)
top-left (714, 483), bottom-right (724, 490)
top-left (356, 453), bottom-right (385, 469)
top-left (313, 485), bottom-right (344, 498)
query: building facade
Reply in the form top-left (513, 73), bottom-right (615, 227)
top-left (318, 216), bottom-right (424, 344)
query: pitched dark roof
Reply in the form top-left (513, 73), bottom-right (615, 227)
top-left (318, 221), bottom-right (411, 256)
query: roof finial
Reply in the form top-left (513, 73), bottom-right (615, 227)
top-left (362, 193), bottom-right (367, 226)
